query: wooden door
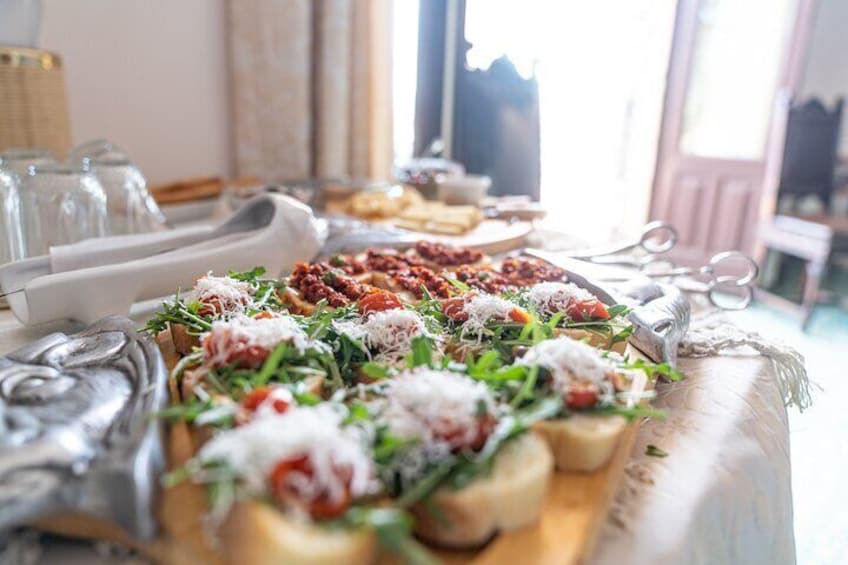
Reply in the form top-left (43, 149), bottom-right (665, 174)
top-left (651, 0), bottom-right (816, 265)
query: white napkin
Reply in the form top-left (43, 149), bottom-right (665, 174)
top-left (0, 194), bottom-right (323, 326)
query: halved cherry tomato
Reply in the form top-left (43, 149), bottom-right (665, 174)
top-left (566, 299), bottom-right (610, 322)
top-left (358, 289), bottom-right (403, 315)
top-left (269, 455), bottom-right (352, 519)
top-left (509, 307), bottom-right (532, 324)
top-left (433, 412), bottom-right (496, 452)
top-left (441, 296), bottom-right (469, 322)
top-left (564, 384), bottom-right (599, 409)
top-left (241, 386), bottom-right (290, 414)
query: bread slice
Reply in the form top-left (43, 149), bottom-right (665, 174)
top-left (411, 433), bottom-right (553, 548)
top-left (367, 272), bottom-right (419, 304)
top-left (156, 333), bottom-right (376, 565)
top-left (218, 501), bottom-right (377, 565)
top-left (532, 414), bottom-right (627, 472)
top-left (555, 328), bottom-right (627, 354)
top-left (280, 288), bottom-right (321, 316)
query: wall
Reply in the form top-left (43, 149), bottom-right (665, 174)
top-left (40, 0), bottom-right (232, 184)
top-left (798, 0), bottom-right (848, 155)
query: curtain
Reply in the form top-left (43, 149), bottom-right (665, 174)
top-left (228, 0), bottom-right (393, 181)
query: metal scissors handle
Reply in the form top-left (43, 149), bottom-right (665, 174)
top-left (567, 221), bottom-right (678, 262)
top-left (640, 251), bottom-right (759, 310)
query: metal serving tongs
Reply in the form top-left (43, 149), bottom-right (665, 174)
top-left (525, 221), bottom-right (760, 310)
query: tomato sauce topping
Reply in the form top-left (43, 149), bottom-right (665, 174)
top-left (362, 248), bottom-right (419, 272)
top-left (413, 241), bottom-right (484, 266)
top-left (288, 262), bottom-right (368, 307)
top-left (389, 266), bottom-right (452, 298)
top-left (500, 257), bottom-right (567, 286)
top-left (453, 265), bottom-right (513, 294)
top-left (328, 254), bottom-right (367, 275)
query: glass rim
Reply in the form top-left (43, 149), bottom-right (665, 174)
top-left (0, 148), bottom-right (55, 161)
top-left (85, 156), bottom-right (133, 167)
top-left (29, 163), bottom-right (92, 176)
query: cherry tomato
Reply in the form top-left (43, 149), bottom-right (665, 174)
top-left (564, 384), bottom-right (599, 409)
top-left (433, 412), bottom-right (496, 452)
top-left (358, 289), bottom-right (403, 315)
top-left (241, 386), bottom-right (290, 414)
top-left (509, 307), bottom-right (532, 324)
top-left (269, 455), bottom-right (352, 519)
top-left (566, 299), bottom-right (610, 322)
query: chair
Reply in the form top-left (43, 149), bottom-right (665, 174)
top-left (757, 97), bottom-right (847, 329)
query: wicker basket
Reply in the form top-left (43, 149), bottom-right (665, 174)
top-left (0, 46), bottom-right (72, 158)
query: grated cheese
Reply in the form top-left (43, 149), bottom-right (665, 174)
top-left (371, 368), bottom-right (495, 480)
top-left (460, 294), bottom-right (518, 339)
top-left (333, 309), bottom-right (437, 363)
top-left (202, 314), bottom-right (329, 367)
top-left (197, 404), bottom-right (380, 508)
top-left (193, 273), bottom-right (254, 315)
top-left (517, 336), bottom-right (612, 385)
top-left (527, 282), bottom-right (595, 317)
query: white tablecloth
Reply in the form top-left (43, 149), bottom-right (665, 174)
top-left (0, 311), bottom-right (795, 565)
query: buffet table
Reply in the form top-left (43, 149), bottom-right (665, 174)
top-left (0, 307), bottom-right (796, 564)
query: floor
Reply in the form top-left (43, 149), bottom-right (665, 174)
top-left (727, 302), bottom-right (848, 565)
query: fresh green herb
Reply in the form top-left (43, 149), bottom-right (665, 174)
top-left (343, 402), bottom-right (371, 425)
top-left (645, 444), bottom-right (669, 457)
top-left (587, 404), bottom-right (667, 421)
top-left (620, 358), bottom-right (684, 382)
top-left (447, 277), bottom-right (470, 293)
top-left (406, 336), bottom-right (434, 368)
top-left (361, 362), bottom-right (391, 380)
top-left (339, 507), bottom-right (438, 565)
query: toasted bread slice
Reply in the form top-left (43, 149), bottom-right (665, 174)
top-left (533, 414), bottom-right (627, 472)
top-left (412, 433), bottom-right (552, 548)
top-left (368, 272), bottom-right (419, 304)
top-left (218, 501), bottom-right (377, 565)
top-left (169, 323), bottom-right (199, 355)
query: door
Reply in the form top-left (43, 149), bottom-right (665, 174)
top-left (651, 0), bottom-right (816, 265)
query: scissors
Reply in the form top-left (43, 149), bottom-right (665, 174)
top-left (552, 221), bottom-right (759, 310)
top-left (636, 251), bottom-right (759, 310)
top-left (565, 221), bottom-right (679, 270)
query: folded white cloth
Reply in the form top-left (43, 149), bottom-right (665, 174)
top-left (0, 194), bottom-right (323, 326)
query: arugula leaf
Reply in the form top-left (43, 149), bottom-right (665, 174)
top-left (610, 324), bottom-right (635, 347)
top-left (406, 336), bottom-right (434, 368)
top-left (620, 358), bottom-right (684, 382)
top-left (254, 342), bottom-right (288, 385)
top-left (606, 303), bottom-right (632, 318)
top-left (645, 444), bottom-right (669, 457)
top-left (587, 404), bottom-right (667, 421)
top-left (343, 402), bottom-right (371, 425)
top-left (361, 362), bottom-right (391, 380)
top-left (341, 507), bottom-right (438, 565)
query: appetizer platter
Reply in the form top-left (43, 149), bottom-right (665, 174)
top-left (127, 240), bottom-right (680, 564)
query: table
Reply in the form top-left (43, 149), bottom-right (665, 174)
top-left (0, 311), bottom-right (796, 565)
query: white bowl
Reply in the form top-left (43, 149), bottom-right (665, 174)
top-left (436, 174), bottom-right (492, 205)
